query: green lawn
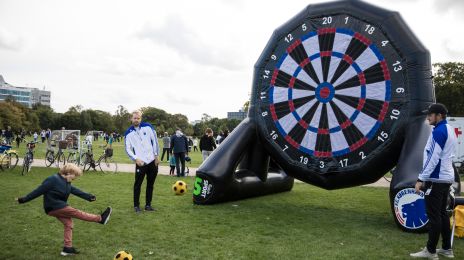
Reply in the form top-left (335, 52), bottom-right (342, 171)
top-left (1, 167), bottom-right (462, 259)
top-left (9, 137), bottom-right (204, 167)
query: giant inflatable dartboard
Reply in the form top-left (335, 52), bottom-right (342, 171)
top-left (257, 15), bottom-right (405, 172)
top-left (193, 0), bottom-right (462, 233)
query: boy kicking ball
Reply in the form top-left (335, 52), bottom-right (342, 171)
top-left (16, 163), bottom-right (112, 256)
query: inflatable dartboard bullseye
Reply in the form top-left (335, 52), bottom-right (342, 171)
top-left (194, 0), bottom-right (461, 233)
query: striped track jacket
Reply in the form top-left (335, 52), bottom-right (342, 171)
top-left (124, 122), bottom-right (159, 165)
top-left (418, 120), bottom-right (457, 183)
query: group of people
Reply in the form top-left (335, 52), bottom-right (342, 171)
top-left (1, 127), bottom-right (52, 147)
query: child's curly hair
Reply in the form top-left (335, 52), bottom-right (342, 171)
top-left (59, 163), bottom-right (83, 177)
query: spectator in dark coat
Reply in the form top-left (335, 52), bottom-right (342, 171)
top-left (5, 126), bottom-right (13, 145)
top-left (170, 128), bottom-right (189, 177)
top-left (199, 128), bottom-right (216, 161)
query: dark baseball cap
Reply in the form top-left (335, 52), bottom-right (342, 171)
top-left (422, 103), bottom-right (448, 115)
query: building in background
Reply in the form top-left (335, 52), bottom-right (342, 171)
top-left (0, 75), bottom-right (51, 107)
top-left (227, 109), bottom-right (247, 121)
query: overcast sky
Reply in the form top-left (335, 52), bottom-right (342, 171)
top-left (1, 0), bottom-right (463, 121)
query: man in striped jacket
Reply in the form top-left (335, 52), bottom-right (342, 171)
top-left (411, 103), bottom-right (457, 259)
top-left (125, 110), bottom-right (160, 214)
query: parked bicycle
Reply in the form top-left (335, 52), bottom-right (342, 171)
top-left (67, 148), bottom-right (79, 164)
top-left (0, 144), bottom-right (19, 171)
top-left (22, 141), bottom-right (37, 175)
top-left (80, 144), bottom-right (117, 173)
top-left (45, 140), bottom-right (67, 167)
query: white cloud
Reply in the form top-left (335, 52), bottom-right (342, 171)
top-left (136, 15), bottom-right (245, 71)
top-left (433, 0), bottom-right (464, 14)
top-left (0, 28), bottom-right (23, 51)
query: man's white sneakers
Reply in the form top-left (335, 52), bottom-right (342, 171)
top-left (410, 247), bottom-right (438, 259)
top-left (436, 248), bottom-right (454, 258)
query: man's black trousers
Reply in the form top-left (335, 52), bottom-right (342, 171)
top-left (133, 160), bottom-right (158, 207)
top-left (161, 148), bottom-right (170, 161)
top-left (425, 182), bottom-right (452, 253)
top-left (174, 152), bottom-right (186, 177)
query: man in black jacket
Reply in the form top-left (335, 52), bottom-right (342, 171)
top-left (170, 128), bottom-right (189, 177)
top-left (199, 128), bottom-right (216, 161)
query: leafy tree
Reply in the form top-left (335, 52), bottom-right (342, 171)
top-left (60, 112), bottom-right (80, 130)
top-left (32, 104), bottom-right (56, 129)
top-left (80, 110), bottom-right (93, 133)
top-left (0, 101), bottom-right (25, 130)
top-left (243, 101), bottom-right (250, 113)
top-left (87, 110), bottom-right (115, 132)
top-left (433, 62), bottom-right (464, 116)
top-left (113, 105), bottom-right (130, 134)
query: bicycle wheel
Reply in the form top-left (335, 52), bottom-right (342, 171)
top-left (98, 156), bottom-right (118, 173)
top-left (80, 153), bottom-right (92, 171)
top-left (67, 152), bottom-right (78, 164)
top-left (45, 150), bottom-right (55, 167)
top-left (22, 154), bottom-right (31, 175)
top-left (56, 152), bottom-right (66, 167)
top-left (2, 152), bottom-right (19, 170)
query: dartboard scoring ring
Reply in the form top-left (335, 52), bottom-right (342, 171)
top-left (256, 14), bottom-right (407, 171)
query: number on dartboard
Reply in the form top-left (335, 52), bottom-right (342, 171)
top-left (302, 23), bottom-right (307, 31)
top-left (262, 111), bottom-right (268, 117)
top-left (381, 40), bottom-right (389, 46)
top-left (319, 161), bottom-right (325, 168)
top-left (263, 70), bottom-right (270, 79)
top-left (344, 16), bottom-right (349, 24)
top-left (284, 33), bottom-right (293, 43)
top-left (390, 109), bottom-right (400, 120)
top-left (271, 54), bottom-right (277, 60)
top-left (282, 145), bottom-right (288, 151)
top-left (393, 60), bottom-right (402, 72)
top-left (270, 130), bottom-right (278, 140)
top-left (377, 131), bottom-right (389, 142)
top-left (365, 24), bottom-right (375, 34)
top-left (396, 87), bottom-right (405, 93)
top-left (339, 158), bottom-right (348, 167)
top-left (359, 151), bottom-right (366, 160)
top-left (322, 16), bottom-right (332, 24)
top-left (260, 92), bottom-right (266, 100)
top-left (300, 156), bottom-right (309, 164)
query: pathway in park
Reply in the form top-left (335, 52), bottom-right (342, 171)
top-left (21, 158), bottom-right (463, 188)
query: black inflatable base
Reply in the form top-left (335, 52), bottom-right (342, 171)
top-left (193, 170), bottom-right (294, 205)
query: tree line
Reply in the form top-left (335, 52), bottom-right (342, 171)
top-left (0, 99), bottom-right (242, 137)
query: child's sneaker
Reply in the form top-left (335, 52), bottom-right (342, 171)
top-left (61, 247), bottom-right (79, 256)
top-left (100, 207), bottom-right (112, 225)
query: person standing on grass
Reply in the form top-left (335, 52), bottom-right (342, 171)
top-left (170, 128), bottom-right (189, 177)
top-left (193, 137), bottom-right (199, 152)
top-left (16, 164), bottom-right (112, 256)
top-left (199, 128), bottom-right (216, 161)
top-left (161, 132), bottom-right (171, 162)
top-left (40, 130), bottom-right (46, 143)
top-left (169, 155), bottom-right (176, 176)
top-left (5, 126), bottom-right (13, 145)
top-left (124, 110), bottom-right (159, 214)
top-left (410, 103), bottom-right (457, 259)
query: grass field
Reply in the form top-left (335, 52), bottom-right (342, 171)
top-left (1, 167), bottom-right (462, 259)
top-left (7, 137), bottom-right (205, 167)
